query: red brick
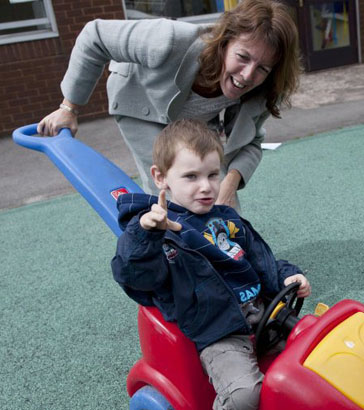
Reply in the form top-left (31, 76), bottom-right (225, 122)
top-left (99, 13), bottom-right (120, 20)
top-left (102, 5), bottom-right (124, 13)
top-left (0, 69), bottom-right (22, 80)
top-left (21, 103), bottom-right (43, 113)
top-left (1, 116), bottom-right (13, 124)
top-left (71, 1), bottom-right (90, 10)
top-left (58, 2), bottom-right (73, 11)
top-left (1, 106), bottom-right (18, 116)
top-left (82, 7), bottom-right (103, 15)
top-left (4, 85), bottom-right (27, 94)
top-left (92, 0), bottom-right (113, 6)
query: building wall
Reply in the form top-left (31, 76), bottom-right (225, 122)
top-left (1, 0), bottom-right (363, 137)
top-left (0, 0), bottom-right (124, 137)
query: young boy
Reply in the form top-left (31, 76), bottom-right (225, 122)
top-left (111, 119), bottom-right (311, 410)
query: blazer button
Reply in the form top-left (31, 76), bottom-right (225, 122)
top-left (112, 102), bottom-right (118, 109)
top-left (142, 107), bottom-right (150, 116)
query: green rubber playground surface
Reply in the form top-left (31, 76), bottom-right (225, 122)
top-left (1, 125), bottom-right (363, 409)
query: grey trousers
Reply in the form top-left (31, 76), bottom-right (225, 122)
top-left (200, 335), bottom-right (264, 410)
top-left (115, 116), bottom-right (164, 196)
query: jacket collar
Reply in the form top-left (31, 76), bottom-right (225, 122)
top-left (223, 92), bottom-right (267, 155)
top-left (167, 37), bottom-right (205, 120)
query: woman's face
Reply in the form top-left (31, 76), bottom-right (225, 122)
top-left (220, 33), bottom-right (276, 100)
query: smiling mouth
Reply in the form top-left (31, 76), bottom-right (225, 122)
top-left (231, 77), bottom-right (246, 89)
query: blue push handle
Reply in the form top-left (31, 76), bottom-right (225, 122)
top-left (13, 123), bottom-right (72, 152)
top-left (12, 124), bottom-right (144, 237)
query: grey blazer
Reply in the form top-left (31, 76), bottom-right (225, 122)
top-left (61, 18), bottom-right (270, 187)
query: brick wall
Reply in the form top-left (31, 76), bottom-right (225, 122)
top-left (1, 0), bottom-right (364, 136)
top-left (0, 0), bottom-right (125, 137)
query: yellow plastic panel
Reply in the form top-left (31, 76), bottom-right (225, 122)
top-left (304, 312), bottom-right (364, 408)
top-left (314, 302), bottom-right (330, 316)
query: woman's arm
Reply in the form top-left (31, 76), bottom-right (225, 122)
top-left (221, 100), bottom-right (271, 197)
top-left (61, 19), bottom-right (176, 105)
top-left (216, 169), bottom-right (241, 209)
top-left (37, 18), bottom-right (177, 136)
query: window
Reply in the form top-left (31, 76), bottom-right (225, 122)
top-left (309, 1), bottom-right (350, 51)
top-left (0, 0), bottom-right (58, 45)
top-left (122, 0), bottom-right (239, 23)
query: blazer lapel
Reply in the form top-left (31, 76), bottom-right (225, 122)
top-left (224, 94), bottom-right (267, 155)
top-left (167, 38), bottom-right (205, 120)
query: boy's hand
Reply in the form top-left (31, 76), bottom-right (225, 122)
top-left (284, 274), bottom-right (311, 298)
top-left (140, 190), bottom-right (182, 232)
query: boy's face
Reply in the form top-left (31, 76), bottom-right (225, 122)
top-left (153, 146), bottom-right (221, 214)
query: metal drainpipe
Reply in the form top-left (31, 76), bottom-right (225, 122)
top-left (356, 0), bottom-right (362, 62)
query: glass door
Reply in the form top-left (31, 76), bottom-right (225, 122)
top-left (284, 0), bottom-right (358, 71)
top-left (123, 0), bottom-right (239, 21)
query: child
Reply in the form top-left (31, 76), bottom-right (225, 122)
top-left (111, 119), bottom-right (311, 410)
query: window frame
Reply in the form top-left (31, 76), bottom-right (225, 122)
top-left (0, 0), bottom-right (59, 45)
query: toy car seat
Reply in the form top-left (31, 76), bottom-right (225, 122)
top-left (127, 306), bottom-right (216, 410)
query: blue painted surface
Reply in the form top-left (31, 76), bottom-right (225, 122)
top-left (13, 124), bottom-right (144, 237)
top-left (129, 386), bottom-right (174, 410)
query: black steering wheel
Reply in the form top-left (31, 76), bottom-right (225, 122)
top-left (255, 282), bottom-right (304, 355)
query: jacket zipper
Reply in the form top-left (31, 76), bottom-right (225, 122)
top-left (165, 236), bottom-right (252, 334)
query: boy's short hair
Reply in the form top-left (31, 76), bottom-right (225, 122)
top-left (153, 119), bottom-right (224, 174)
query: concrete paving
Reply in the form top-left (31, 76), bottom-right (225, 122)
top-left (1, 64), bottom-right (363, 210)
top-left (266, 63), bottom-right (364, 142)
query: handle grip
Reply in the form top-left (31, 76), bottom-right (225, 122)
top-left (12, 123), bottom-right (72, 152)
top-left (12, 123), bottom-right (144, 237)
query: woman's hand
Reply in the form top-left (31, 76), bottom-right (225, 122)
top-left (140, 190), bottom-right (182, 232)
top-left (37, 100), bottom-right (79, 136)
top-left (216, 169), bottom-right (241, 208)
top-left (284, 274), bottom-right (311, 298)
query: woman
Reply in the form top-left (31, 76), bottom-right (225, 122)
top-left (37, 0), bottom-right (301, 210)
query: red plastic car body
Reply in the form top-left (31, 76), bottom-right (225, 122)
top-left (128, 300), bottom-right (364, 410)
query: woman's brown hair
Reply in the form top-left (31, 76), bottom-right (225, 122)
top-left (198, 0), bottom-right (302, 117)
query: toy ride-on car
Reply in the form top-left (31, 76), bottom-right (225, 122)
top-left (128, 283), bottom-right (364, 410)
top-left (13, 125), bottom-right (364, 410)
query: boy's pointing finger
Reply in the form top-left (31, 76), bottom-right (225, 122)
top-left (158, 189), bottom-right (168, 210)
top-left (157, 189), bottom-right (181, 231)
